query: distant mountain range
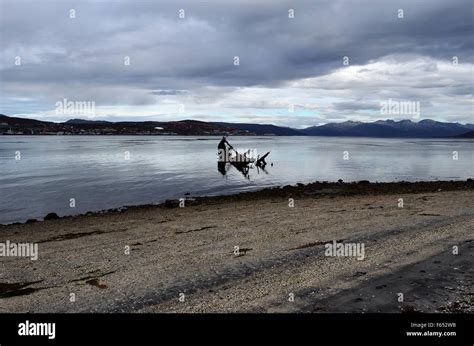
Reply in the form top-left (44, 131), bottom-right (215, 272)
top-left (454, 130), bottom-right (474, 138)
top-left (300, 119), bottom-right (474, 138)
top-left (212, 122), bottom-right (303, 136)
top-left (1, 114), bottom-right (473, 138)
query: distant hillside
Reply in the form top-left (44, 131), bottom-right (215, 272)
top-left (454, 130), bottom-right (474, 138)
top-left (213, 122), bottom-right (303, 136)
top-left (1, 114), bottom-right (473, 138)
top-left (65, 118), bottom-right (111, 125)
top-left (0, 114), bottom-right (54, 126)
top-left (301, 119), bottom-right (474, 138)
top-left (0, 115), bottom-right (245, 135)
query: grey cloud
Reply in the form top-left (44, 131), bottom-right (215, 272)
top-left (151, 90), bottom-right (188, 96)
top-left (333, 101), bottom-right (380, 112)
top-left (0, 0), bottom-right (472, 124)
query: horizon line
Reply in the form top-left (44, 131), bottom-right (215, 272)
top-left (1, 114), bottom-right (473, 128)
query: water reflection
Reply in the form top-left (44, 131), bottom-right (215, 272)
top-left (217, 137), bottom-right (271, 179)
top-left (0, 135), bottom-right (472, 224)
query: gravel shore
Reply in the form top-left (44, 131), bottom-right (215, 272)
top-left (0, 181), bottom-right (472, 313)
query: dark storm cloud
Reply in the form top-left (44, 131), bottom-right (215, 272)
top-left (2, 0), bottom-right (472, 87)
top-left (0, 0), bottom-right (472, 122)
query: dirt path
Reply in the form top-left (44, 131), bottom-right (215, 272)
top-left (0, 188), bottom-right (472, 313)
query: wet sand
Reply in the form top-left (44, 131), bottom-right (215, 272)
top-left (0, 181), bottom-right (472, 313)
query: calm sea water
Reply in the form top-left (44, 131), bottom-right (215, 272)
top-left (0, 135), bottom-right (472, 224)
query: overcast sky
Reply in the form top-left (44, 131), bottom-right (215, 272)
top-left (0, 0), bottom-right (472, 127)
